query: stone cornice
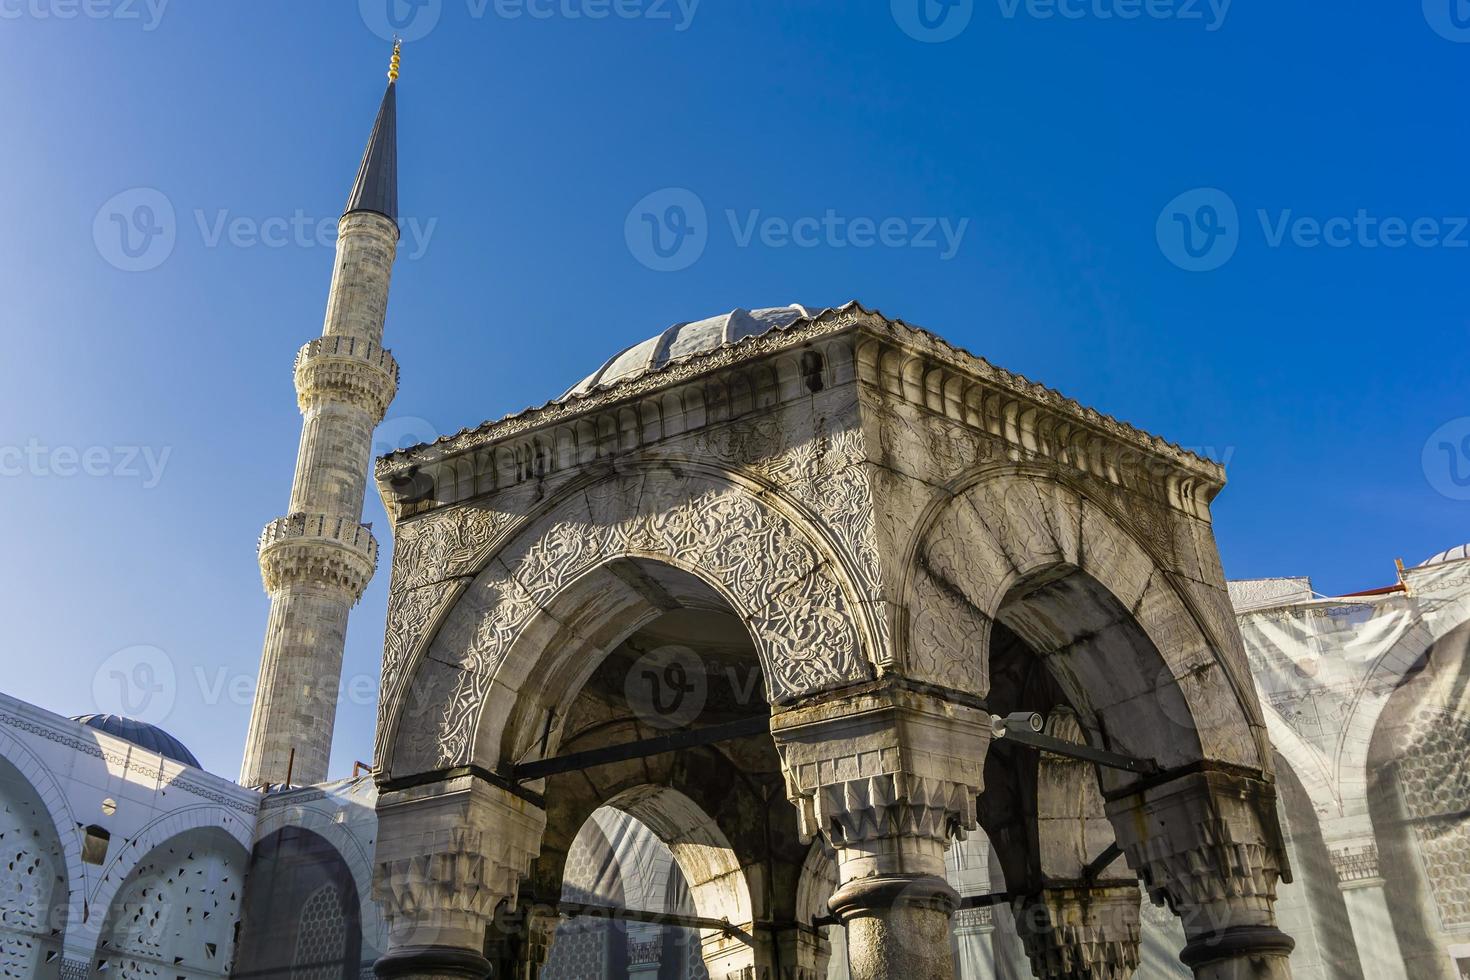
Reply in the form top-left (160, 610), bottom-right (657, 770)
top-left (0, 694), bottom-right (260, 817)
top-left (374, 302), bottom-right (1223, 507)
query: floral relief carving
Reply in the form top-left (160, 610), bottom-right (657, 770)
top-left (391, 467), bottom-right (871, 770)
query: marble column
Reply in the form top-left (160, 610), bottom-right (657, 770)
top-left (372, 775), bottom-right (546, 979)
top-left (772, 684), bottom-right (992, 980)
top-left (1329, 842), bottom-right (1408, 980)
top-left (1105, 771), bottom-right (1296, 980)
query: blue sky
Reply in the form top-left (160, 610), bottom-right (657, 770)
top-left (2, 1), bottom-right (1466, 778)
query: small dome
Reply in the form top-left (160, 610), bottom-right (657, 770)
top-left (1419, 544), bottom-right (1470, 568)
top-left (565, 305), bottom-right (817, 398)
top-left (72, 714), bottom-right (201, 769)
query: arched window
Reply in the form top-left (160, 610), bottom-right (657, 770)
top-left (290, 883), bottom-right (348, 980)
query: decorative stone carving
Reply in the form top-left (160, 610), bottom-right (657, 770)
top-left (1104, 771), bottom-right (1290, 939)
top-left (295, 335), bottom-right (399, 420)
top-left (771, 684), bottom-right (990, 882)
top-left (387, 466), bottom-right (872, 771)
top-left (259, 512), bottom-right (378, 599)
top-left (373, 776), bottom-right (546, 958)
top-left (1013, 886), bottom-right (1142, 980)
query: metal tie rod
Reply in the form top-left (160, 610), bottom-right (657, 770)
top-left (510, 715), bottom-right (770, 783)
top-left (556, 901), bottom-right (750, 941)
top-left (990, 712), bottom-right (1161, 776)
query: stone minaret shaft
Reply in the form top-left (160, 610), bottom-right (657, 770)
top-left (240, 50), bottom-right (403, 788)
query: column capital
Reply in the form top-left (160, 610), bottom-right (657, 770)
top-left (1104, 769), bottom-right (1295, 975)
top-left (1013, 885), bottom-right (1142, 980)
top-left (373, 776), bottom-right (547, 956)
top-left (771, 684), bottom-right (990, 881)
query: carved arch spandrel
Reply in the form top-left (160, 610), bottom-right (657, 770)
top-left (901, 464), bottom-right (1268, 772)
top-left (380, 461), bottom-right (876, 776)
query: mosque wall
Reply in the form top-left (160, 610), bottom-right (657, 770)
top-left (1, 548), bottom-right (1466, 980)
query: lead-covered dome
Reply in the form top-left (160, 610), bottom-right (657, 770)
top-left (565, 305), bottom-right (817, 398)
top-left (72, 714), bottom-right (201, 768)
top-left (1419, 544), bottom-right (1470, 568)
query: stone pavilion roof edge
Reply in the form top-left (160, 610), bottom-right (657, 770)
top-left (376, 300), bottom-right (1225, 485)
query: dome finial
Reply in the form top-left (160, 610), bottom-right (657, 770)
top-left (388, 37), bottom-right (402, 83)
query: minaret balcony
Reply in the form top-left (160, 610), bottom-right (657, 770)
top-left (258, 512), bottom-right (379, 599)
top-left (294, 336), bottom-right (400, 419)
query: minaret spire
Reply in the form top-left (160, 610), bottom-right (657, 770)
top-left (240, 47), bottom-right (405, 789)
top-left (345, 40), bottom-right (399, 225)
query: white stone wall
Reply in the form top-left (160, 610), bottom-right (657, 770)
top-left (0, 693), bottom-right (258, 978)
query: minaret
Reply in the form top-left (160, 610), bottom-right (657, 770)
top-left (240, 44), bottom-right (403, 788)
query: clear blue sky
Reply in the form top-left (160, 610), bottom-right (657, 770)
top-left (2, 1), bottom-right (1465, 778)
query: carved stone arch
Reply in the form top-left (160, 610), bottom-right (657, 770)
top-left (1337, 612), bottom-right (1459, 806)
top-left (0, 753), bottom-right (71, 978)
top-left (252, 800), bottom-right (383, 954)
top-left (609, 785), bottom-right (757, 927)
top-left (233, 825), bottom-right (366, 979)
top-left (79, 806), bottom-right (253, 956)
top-left (1260, 708), bottom-right (1338, 817)
top-left (381, 460), bottom-right (875, 775)
top-left (902, 463), bottom-right (1268, 775)
top-left (0, 728), bottom-right (84, 939)
top-left (795, 840), bottom-right (838, 925)
top-left (90, 823), bottom-right (248, 978)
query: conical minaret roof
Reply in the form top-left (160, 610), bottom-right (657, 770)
top-left (344, 43), bottom-right (400, 226)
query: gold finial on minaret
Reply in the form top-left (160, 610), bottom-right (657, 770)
top-left (388, 38), bottom-right (402, 82)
